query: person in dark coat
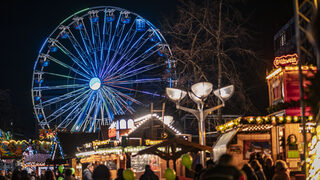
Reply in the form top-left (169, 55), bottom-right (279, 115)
top-left (263, 157), bottom-right (275, 180)
top-left (115, 168), bottom-right (124, 180)
top-left (64, 169), bottom-right (74, 180)
top-left (194, 164), bottom-right (203, 180)
top-left (83, 164), bottom-right (94, 180)
top-left (139, 165), bottom-right (158, 180)
top-left (200, 153), bottom-right (245, 180)
top-left (92, 165), bottom-right (110, 180)
top-left (250, 160), bottom-right (266, 180)
top-left (242, 163), bottom-right (258, 180)
top-left (272, 160), bottom-right (290, 180)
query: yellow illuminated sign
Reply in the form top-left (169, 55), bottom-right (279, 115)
top-left (92, 139), bottom-right (110, 146)
top-left (145, 139), bottom-right (163, 146)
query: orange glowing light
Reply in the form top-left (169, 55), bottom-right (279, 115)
top-left (273, 53), bottom-right (298, 68)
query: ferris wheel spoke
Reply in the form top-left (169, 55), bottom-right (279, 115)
top-left (75, 18), bottom-right (98, 76)
top-left (46, 89), bottom-right (91, 123)
top-left (109, 42), bottom-right (161, 77)
top-left (115, 17), bottom-right (136, 53)
top-left (102, 31), bottom-right (149, 77)
top-left (88, 98), bottom-right (102, 132)
top-left (108, 83), bottom-right (161, 98)
top-left (47, 55), bottom-right (91, 79)
top-left (102, 24), bottom-right (126, 75)
top-left (107, 85), bottom-right (141, 105)
top-left (89, 13), bottom-right (102, 54)
top-left (57, 101), bottom-right (84, 129)
top-left (106, 86), bottom-right (138, 113)
top-left (33, 84), bottom-right (86, 91)
top-left (54, 41), bottom-right (93, 77)
top-left (100, 9), bottom-right (107, 64)
top-left (79, 95), bottom-right (97, 131)
top-left (113, 63), bottom-right (162, 82)
top-left (41, 71), bottom-right (88, 82)
top-left (70, 91), bottom-right (95, 131)
top-left (66, 29), bottom-right (90, 66)
top-left (105, 88), bottom-right (135, 114)
top-left (101, 87), bottom-right (125, 114)
top-left (88, 16), bottom-right (102, 72)
top-left (40, 87), bottom-right (87, 107)
top-left (102, 15), bottom-right (122, 77)
top-left (116, 20), bottom-right (137, 55)
top-left (100, 93), bottom-right (114, 123)
top-left (104, 78), bottom-right (161, 85)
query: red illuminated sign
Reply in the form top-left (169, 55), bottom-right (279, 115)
top-left (273, 54), bottom-right (298, 68)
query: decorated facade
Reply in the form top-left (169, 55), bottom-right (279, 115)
top-left (213, 53), bottom-right (317, 174)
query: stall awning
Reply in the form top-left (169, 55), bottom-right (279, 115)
top-left (213, 129), bottom-right (237, 162)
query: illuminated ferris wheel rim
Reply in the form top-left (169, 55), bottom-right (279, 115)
top-left (31, 6), bottom-right (175, 132)
top-left (37, 6), bottom-right (171, 54)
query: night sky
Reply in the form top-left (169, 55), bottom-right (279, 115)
top-left (1, 0), bottom-right (293, 138)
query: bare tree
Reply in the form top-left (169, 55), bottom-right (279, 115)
top-left (162, 0), bottom-right (262, 124)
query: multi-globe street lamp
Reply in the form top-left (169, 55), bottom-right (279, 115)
top-left (166, 82), bottom-right (234, 166)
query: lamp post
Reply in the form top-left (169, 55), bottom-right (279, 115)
top-left (166, 82), bottom-right (234, 166)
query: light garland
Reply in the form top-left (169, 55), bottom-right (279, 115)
top-left (127, 114), bottom-right (181, 136)
top-left (307, 125), bottom-right (320, 180)
top-left (266, 65), bottom-right (317, 80)
top-left (76, 146), bottom-right (148, 157)
top-left (216, 115), bottom-right (314, 132)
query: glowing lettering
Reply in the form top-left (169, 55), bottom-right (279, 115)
top-left (273, 54), bottom-right (298, 68)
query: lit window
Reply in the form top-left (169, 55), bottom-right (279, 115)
top-left (280, 33), bottom-right (286, 46)
top-left (119, 119), bottom-right (126, 129)
top-left (127, 119), bottom-right (134, 129)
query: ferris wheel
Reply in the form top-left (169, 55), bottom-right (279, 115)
top-left (31, 6), bottom-right (175, 133)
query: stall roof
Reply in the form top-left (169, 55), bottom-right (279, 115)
top-left (134, 137), bottom-right (212, 161)
top-left (213, 129), bottom-right (237, 162)
top-left (127, 116), bottom-right (181, 138)
top-left (239, 124), bottom-right (273, 133)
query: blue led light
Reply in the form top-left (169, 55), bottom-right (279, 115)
top-left (50, 46), bottom-right (58, 52)
top-left (106, 16), bottom-right (115, 22)
top-left (60, 33), bottom-right (69, 39)
top-left (91, 17), bottom-right (99, 23)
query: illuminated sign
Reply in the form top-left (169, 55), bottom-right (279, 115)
top-left (92, 139), bottom-right (110, 146)
top-left (273, 54), bottom-right (298, 68)
top-left (92, 139), bottom-right (119, 147)
top-left (108, 128), bottom-right (116, 138)
top-left (145, 139), bottom-right (163, 146)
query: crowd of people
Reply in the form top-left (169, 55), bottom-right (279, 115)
top-left (195, 152), bottom-right (291, 180)
top-left (0, 153), bottom-right (292, 180)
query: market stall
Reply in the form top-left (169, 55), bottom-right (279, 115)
top-left (75, 114), bottom-right (186, 179)
top-left (214, 116), bottom-right (314, 170)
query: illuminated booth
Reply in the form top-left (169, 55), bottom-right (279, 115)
top-left (75, 114), bottom-right (184, 179)
top-left (213, 54), bottom-right (317, 172)
top-left (214, 116), bottom-right (314, 171)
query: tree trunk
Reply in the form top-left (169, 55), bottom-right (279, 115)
top-left (217, 0), bottom-right (223, 124)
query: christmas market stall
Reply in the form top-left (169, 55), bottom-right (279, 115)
top-left (213, 56), bottom-right (318, 171)
top-left (214, 115), bottom-right (314, 171)
top-left (134, 137), bottom-right (212, 178)
top-left (75, 114), bottom-right (187, 179)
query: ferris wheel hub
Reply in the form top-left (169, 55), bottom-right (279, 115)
top-left (89, 77), bottom-right (101, 90)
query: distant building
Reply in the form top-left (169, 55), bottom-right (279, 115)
top-left (274, 18), bottom-right (296, 58)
